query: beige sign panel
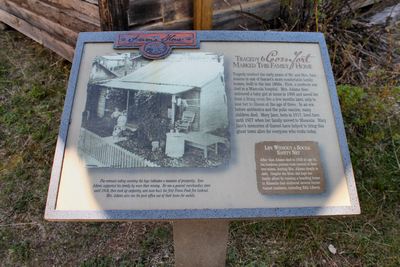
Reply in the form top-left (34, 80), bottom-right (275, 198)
top-left (45, 32), bottom-right (360, 220)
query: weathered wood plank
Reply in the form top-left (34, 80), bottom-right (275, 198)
top-left (44, 0), bottom-right (99, 20)
top-left (213, 0), bottom-right (265, 10)
top-left (0, 0), bottom-right (78, 45)
top-left (5, 0), bottom-right (99, 32)
top-left (43, 0), bottom-right (100, 26)
top-left (98, 0), bottom-right (129, 30)
top-left (98, 0), bottom-right (111, 30)
top-left (128, 0), bottom-right (278, 29)
top-left (213, 0), bottom-right (279, 29)
top-left (0, 9), bottom-right (74, 60)
top-left (83, 0), bottom-right (98, 5)
top-left (127, 0), bottom-right (162, 26)
top-left (162, 0), bottom-right (192, 23)
top-left (136, 17), bottom-right (192, 30)
top-left (40, 0), bottom-right (100, 27)
top-left (133, 0), bottom-right (279, 30)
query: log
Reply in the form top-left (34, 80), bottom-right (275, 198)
top-left (3, 0), bottom-right (99, 33)
top-left (0, 0), bottom-right (78, 46)
top-left (0, 9), bottom-right (74, 60)
top-left (98, 0), bottom-right (129, 31)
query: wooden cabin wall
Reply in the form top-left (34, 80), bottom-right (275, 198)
top-left (0, 0), bottom-right (281, 62)
top-left (128, 0), bottom-right (280, 30)
top-left (0, 0), bottom-right (101, 61)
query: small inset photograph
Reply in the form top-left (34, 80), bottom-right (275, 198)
top-left (78, 52), bottom-right (230, 168)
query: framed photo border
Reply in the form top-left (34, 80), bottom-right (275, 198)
top-left (45, 31), bottom-right (360, 221)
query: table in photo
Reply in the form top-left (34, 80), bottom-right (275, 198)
top-left (165, 132), bottom-right (227, 159)
top-left (184, 132), bottom-right (227, 159)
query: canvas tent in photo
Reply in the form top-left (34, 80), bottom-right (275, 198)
top-left (79, 52), bottom-right (230, 168)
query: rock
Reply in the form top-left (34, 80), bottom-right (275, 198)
top-left (328, 244), bottom-right (337, 255)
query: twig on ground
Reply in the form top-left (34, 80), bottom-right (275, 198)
top-left (0, 222), bottom-right (40, 227)
top-left (388, 118), bottom-right (400, 171)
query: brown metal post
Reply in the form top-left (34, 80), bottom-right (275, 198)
top-left (173, 220), bottom-right (229, 267)
top-left (194, 0), bottom-right (213, 30)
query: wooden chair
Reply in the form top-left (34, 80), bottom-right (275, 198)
top-left (176, 111), bottom-right (196, 132)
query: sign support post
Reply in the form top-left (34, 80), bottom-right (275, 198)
top-left (173, 220), bottom-right (230, 267)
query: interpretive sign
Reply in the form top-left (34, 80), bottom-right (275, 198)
top-left (45, 31), bottom-right (360, 221)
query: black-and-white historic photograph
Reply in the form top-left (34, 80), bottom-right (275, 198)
top-left (78, 52), bottom-right (230, 168)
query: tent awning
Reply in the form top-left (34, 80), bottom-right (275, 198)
top-left (100, 53), bottom-right (223, 95)
top-left (101, 80), bottom-right (194, 94)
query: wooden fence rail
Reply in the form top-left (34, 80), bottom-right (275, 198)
top-left (79, 128), bottom-right (158, 168)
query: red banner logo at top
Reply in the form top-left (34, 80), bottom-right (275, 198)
top-left (114, 32), bottom-right (199, 60)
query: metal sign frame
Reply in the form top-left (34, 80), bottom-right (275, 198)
top-left (45, 31), bottom-right (360, 221)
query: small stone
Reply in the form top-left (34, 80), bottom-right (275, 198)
top-left (328, 244), bottom-right (337, 255)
